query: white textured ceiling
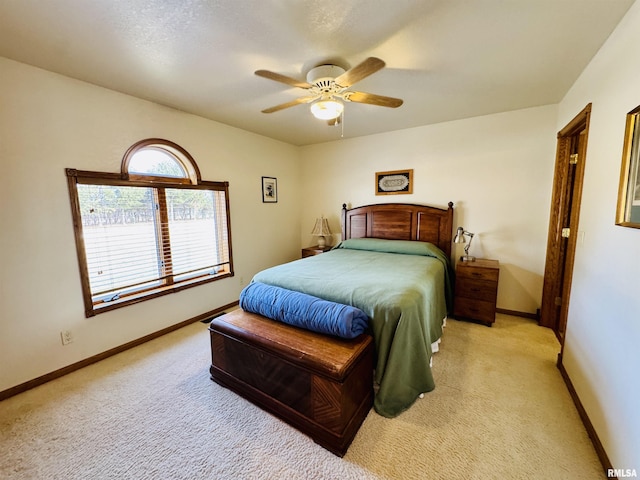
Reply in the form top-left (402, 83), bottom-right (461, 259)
top-left (0, 0), bottom-right (635, 146)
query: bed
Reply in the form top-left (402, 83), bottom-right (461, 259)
top-left (243, 202), bottom-right (455, 418)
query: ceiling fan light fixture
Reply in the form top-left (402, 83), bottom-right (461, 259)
top-left (310, 100), bottom-right (344, 120)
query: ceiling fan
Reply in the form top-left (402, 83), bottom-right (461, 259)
top-left (254, 57), bottom-right (403, 125)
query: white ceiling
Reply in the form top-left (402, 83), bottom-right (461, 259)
top-left (0, 0), bottom-right (635, 146)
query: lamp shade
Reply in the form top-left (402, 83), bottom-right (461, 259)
top-left (310, 217), bottom-right (332, 236)
top-left (310, 100), bottom-right (344, 120)
top-left (453, 227), bottom-right (466, 243)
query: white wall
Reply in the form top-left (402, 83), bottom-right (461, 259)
top-left (299, 105), bottom-right (558, 315)
top-left (556, 1), bottom-right (640, 470)
top-left (0, 58), bottom-right (301, 392)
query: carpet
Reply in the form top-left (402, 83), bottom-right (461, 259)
top-left (0, 314), bottom-right (603, 479)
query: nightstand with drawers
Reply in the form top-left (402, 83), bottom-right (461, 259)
top-left (453, 258), bottom-right (499, 326)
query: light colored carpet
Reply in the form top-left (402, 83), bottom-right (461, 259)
top-left (0, 314), bottom-right (603, 479)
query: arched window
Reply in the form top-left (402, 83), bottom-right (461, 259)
top-left (66, 139), bottom-right (232, 317)
top-left (122, 138), bottom-right (200, 184)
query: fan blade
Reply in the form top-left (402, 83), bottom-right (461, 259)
top-left (334, 57), bottom-right (386, 88)
top-left (345, 91), bottom-right (403, 108)
top-left (261, 96), bottom-right (317, 113)
top-left (255, 70), bottom-right (312, 89)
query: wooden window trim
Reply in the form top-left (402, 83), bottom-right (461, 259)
top-left (121, 138), bottom-right (202, 184)
top-left (65, 141), bottom-right (233, 317)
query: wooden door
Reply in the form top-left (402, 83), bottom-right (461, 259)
top-left (540, 104), bottom-right (591, 343)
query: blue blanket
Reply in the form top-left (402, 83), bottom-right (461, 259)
top-left (239, 282), bottom-right (369, 339)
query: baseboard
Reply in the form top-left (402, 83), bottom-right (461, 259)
top-left (0, 301), bottom-right (239, 402)
top-left (557, 352), bottom-right (614, 478)
top-left (495, 307), bottom-right (539, 321)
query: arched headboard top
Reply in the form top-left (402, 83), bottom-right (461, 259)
top-left (341, 202), bottom-right (454, 258)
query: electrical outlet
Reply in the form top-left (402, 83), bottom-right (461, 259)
top-left (60, 330), bottom-right (74, 345)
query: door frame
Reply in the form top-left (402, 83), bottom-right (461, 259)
top-left (540, 103), bottom-right (591, 343)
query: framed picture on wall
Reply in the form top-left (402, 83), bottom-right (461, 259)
top-left (262, 176), bottom-right (278, 203)
top-left (616, 105), bottom-right (640, 228)
top-left (375, 169), bottom-right (413, 195)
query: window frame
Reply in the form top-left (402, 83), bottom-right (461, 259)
top-left (66, 139), bottom-right (233, 317)
top-left (122, 138), bottom-right (201, 185)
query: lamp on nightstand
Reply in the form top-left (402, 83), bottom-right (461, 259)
top-left (454, 226), bottom-right (476, 262)
top-left (310, 216), bottom-right (332, 248)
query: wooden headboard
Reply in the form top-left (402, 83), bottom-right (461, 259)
top-left (341, 202), bottom-right (455, 258)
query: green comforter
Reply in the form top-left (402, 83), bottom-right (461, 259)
top-left (252, 238), bottom-right (453, 418)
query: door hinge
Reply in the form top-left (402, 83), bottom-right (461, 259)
top-left (561, 227), bottom-right (570, 238)
top-left (555, 296), bottom-right (562, 306)
top-left (569, 153), bottom-right (579, 165)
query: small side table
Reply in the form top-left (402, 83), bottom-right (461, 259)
top-left (301, 245), bottom-right (332, 258)
top-left (453, 258), bottom-right (500, 326)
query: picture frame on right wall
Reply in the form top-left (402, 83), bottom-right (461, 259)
top-left (616, 104), bottom-right (640, 228)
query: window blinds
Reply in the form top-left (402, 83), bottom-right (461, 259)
top-left (77, 183), bottom-right (229, 304)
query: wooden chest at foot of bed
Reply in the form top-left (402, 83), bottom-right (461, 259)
top-left (209, 309), bottom-right (374, 457)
